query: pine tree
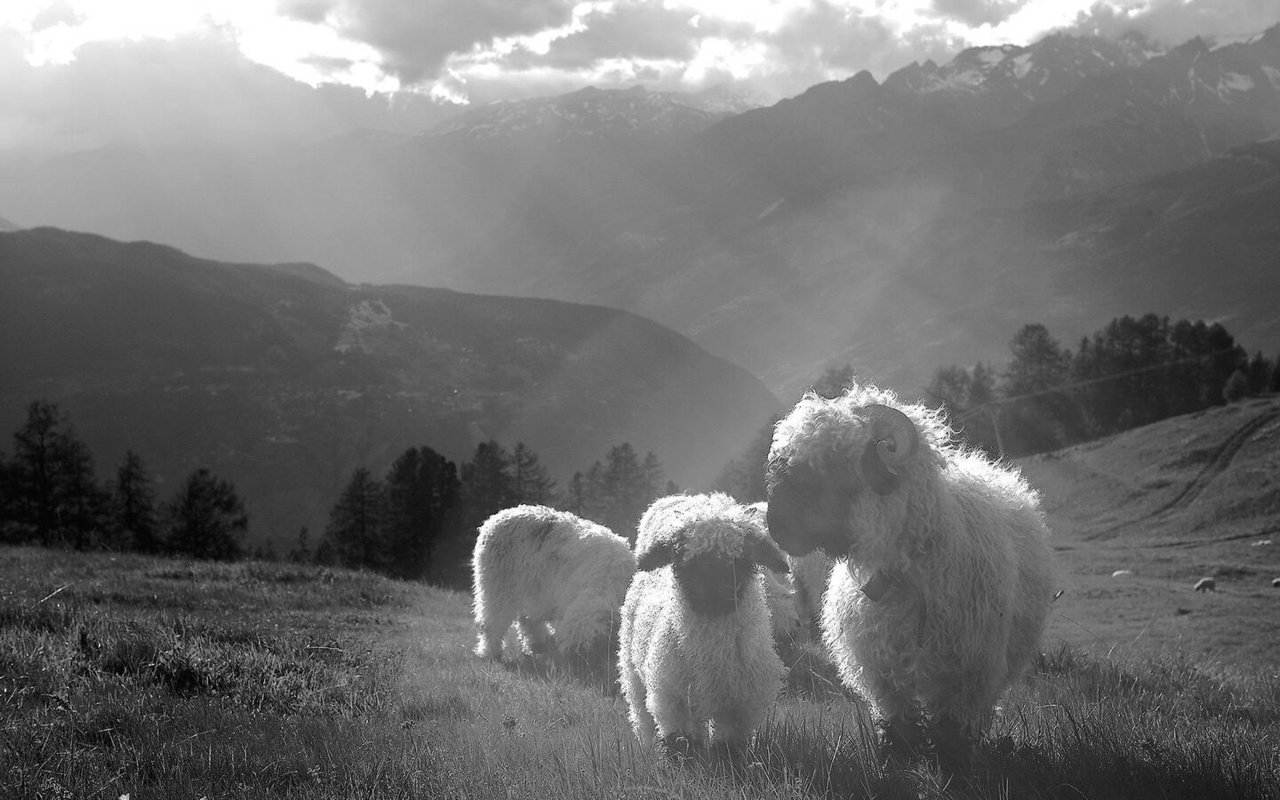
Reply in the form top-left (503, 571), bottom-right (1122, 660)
top-left (163, 468), bottom-right (249, 561)
top-left (113, 449), bottom-right (159, 553)
top-left (1223, 369), bottom-right (1250, 403)
top-left (459, 441), bottom-right (516, 531)
top-left (511, 442), bottom-right (556, 505)
top-left (324, 466), bottom-right (387, 570)
top-left (9, 400), bottom-right (109, 547)
top-left (383, 446), bottom-right (460, 580)
top-left (1002, 324), bottom-right (1080, 454)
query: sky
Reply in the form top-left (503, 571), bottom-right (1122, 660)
top-left (1, 0), bottom-right (1279, 151)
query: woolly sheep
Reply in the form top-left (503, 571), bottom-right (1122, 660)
top-left (787, 551), bottom-right (832, 641)
top-left (747, 502), bottom-right (805, 645)
top-left (619, 492), bottom-right (789, 751)
top-left (472, 505), bottom-right (635, 670)
top-left (1194, 577), bottom-right (1216, 593)
top-left (765, 383), bottom-right (1055, 769)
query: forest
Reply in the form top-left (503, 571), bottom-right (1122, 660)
top-left (3, 313), bottom-right (1276, 584)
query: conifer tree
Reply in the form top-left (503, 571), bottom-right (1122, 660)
top-left (163, 468), bottom-right (249, 561)
top-left (511, 442), bottom-right (556, 505)
top-left (113, 449), bottom-right (159, 553)
top-left (324, 466), bottom-right (386, 570)
top-left (383, 446), bottom-right (460, 580)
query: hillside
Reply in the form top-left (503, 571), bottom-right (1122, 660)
top-left (1023, 395), bottom-right (1280, 662)
top-left (0, 228), bottom-right (780, 544)
top-left (2, 28), bottom-right (1278, 398)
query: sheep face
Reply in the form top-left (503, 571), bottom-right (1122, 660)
top-left (675, 553), bottom-right (758, 616)
top-left (765, 455), bottom-right (860, 557)
top-left (635, 501), bottom-right (789, 618)
top-left (767, 402), bottom-right (919, 559)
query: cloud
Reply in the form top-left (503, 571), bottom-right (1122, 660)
top-left (0, 32), bottom-right (454, 155)
top-left (505, 1), bottom-right (708, 71)
top-left (281, 0), bottom-right (579, 85)
top-left (1069, 0), bottom-right (1280, 44)
top-left (931, 0), bottom-right (1032, 28)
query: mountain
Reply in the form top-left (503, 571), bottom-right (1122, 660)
top-left (0, 228), bottom-right (780, 545)
top-left (1, 26), bottom-right (1278, 398)
top-left (0, 216), bottom-right (18, 232)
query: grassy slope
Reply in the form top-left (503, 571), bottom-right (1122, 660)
top-left (2, 400), bottom-right (1279, 799)
top-left (1022, 396), bottom-right (1280, 664)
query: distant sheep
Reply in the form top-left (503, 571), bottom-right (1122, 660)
top-left (766, 383), bottom-right (1055, 770)
top-left (619, 493), bottom-right (788, 750)
top-left (1194, 577), bottom-right (1216, 593)
top-left (472, 505), bottom-right (635, 669)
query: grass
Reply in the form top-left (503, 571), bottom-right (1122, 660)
top-left (1, 545), bottom-right (1277, 799)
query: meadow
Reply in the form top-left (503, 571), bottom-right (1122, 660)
top-left (2, 544), bottom-right (1277, 800)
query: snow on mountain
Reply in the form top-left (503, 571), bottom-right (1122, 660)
top-left (425, 85), bottom-right (724, 143)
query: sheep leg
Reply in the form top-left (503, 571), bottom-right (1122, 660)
top-left (474, 604), bottom-right (516, 659)
top-left (710, 707), bottom-right (755, 754)
top-left (651, 688), bottom-right (700, 748)
top-left (516, 616), bottom-right (555, 655)
top-left (933, 714), bottom-right (977, 775)
top-left (624, 672), bottom-right (658, 746)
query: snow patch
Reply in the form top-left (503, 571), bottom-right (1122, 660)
top-left (1219, 72), bottom-right (1255, 94)
top-left (1011, 52), bottom-right (1033, 80)
top-left (1263, 65), bottom-right (1280, 89)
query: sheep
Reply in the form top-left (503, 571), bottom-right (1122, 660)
top-left (788, 551), bottom-right (832, 640)
top-left (747, 502), bottom-right (806, 645)
top-left (619, 492), bottom-right (789, 752)
top-left (1194, 577), bottom-right (1216, 593)
top-left (765, 383), bottom-right (1055, 770)
top-left (472, 505), bottom-right (635, 674)
top-left (762, 567), bottom-right (804, 644)
top-left (1272, 578), bottom-right (1280, 588)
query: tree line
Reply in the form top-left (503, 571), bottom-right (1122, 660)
top-left (926, 315), bottom-right (1279, 457)
top-left (0, 399), bottom-right (675, 589)
top-left (316, 440), bottom-right (676, 588)
top-left (0, 400), bottom-right (247, 559)
top-left (713, 315), bottom-right (1278, 502)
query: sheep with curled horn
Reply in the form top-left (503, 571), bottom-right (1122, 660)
top-left (765, 383), bottom-right (1055, 772)
top-left (618, 493), bottom-right (788, 753)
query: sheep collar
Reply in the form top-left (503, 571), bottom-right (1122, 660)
top-left (861, 568), bottom-right (929, 643)
top-left (860, 568), bottom-right (903, 602)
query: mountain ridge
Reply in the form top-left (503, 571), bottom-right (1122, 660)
top-left (0, 227), bottom-right (780, 544)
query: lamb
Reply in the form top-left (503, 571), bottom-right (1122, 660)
top-left (1194, 577), bottom-right (1216, 593)
top-left (472, 505), bottom-right (635, 672)
top-left (765, 383), bottom-right (1055, 770)
top-left (619, 492), bottom-right (789, 751)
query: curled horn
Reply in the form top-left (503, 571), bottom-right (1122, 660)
top-left (859, 404), bottom-right (919, 495)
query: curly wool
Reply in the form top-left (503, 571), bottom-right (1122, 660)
top-left (472, 504), bottom-right (635, 660)
top-left (771, 385), bottom-right (1055, 736)
top-left (619, 493), bottom-right (786, 747)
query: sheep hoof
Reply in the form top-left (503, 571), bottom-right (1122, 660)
top-left (934, 717), bottom-right (977, 776)
top-left (658, 734), bottom-right (695, 762)
top-left (880, 718), bottom-right (927, 762)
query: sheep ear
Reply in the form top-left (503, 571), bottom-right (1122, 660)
top-left (749, 532), bottom-right (790, 574)
top-left (636, 538), bottom-right (678, 572)
top-left (861, 443), bottom-right (902, 495)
